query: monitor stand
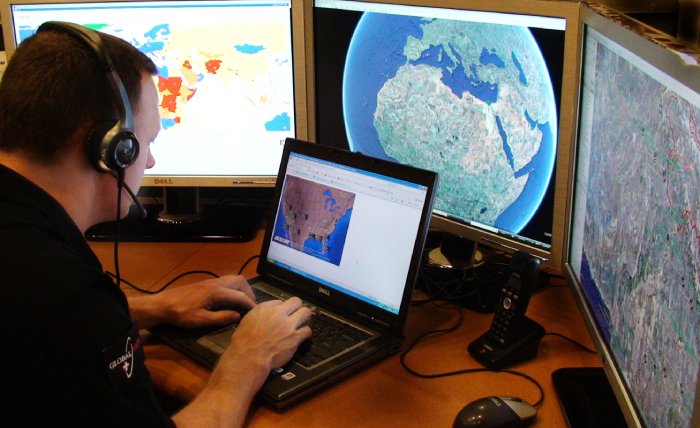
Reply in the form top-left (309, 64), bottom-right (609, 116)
top-left (85, 187), bottom-right (265, 242)
top-left (419, 232), bottom-right (504, 313)
top-left (425, 232), bottom-right (486, 270)
top-left (157, 186), bottom-right (202, 224)
top-left (551, 367), bottom-right (627, 427)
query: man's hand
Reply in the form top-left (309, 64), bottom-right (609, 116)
top-left (173, 297), bottom-right (312, 427)
top-left (231, 297), bottom-right (313, 371)
top-left (128, 274), bottom-right (256, 329)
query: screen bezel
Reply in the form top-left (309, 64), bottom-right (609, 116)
top-left (564, 5), bottom-right (700, 427)
top-left (302, 0), bottom-right (583, 270)
top-left (1, 0), bottom-right (310, 188)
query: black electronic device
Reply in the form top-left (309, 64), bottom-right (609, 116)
top-left (551, 367), bottom-right (627, 428)
top-left (309, 0), bottom-right (584, 271)
top-left (467, 250), bottom-right (544, 369)
top-left (453, 396), bottom-right (537, 428)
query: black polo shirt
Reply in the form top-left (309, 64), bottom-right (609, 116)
top-left (0, 163), bottom-right (173, 427)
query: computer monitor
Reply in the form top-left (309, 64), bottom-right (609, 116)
top-left (305, 0), bottom-right (582, 269)
top-left (1, 0), bottom-right (308, 240)
top-left (564, 5), bottom-right (700, 427)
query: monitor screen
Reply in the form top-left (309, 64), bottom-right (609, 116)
top-left (306, 0), bottom-right (581, 269)
top-left (1, 0), bottom-right (308, 187)
top-left (566, 6), bottom-right (700, 427)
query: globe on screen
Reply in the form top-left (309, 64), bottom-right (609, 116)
top-left (343, 13), bottom-right (557, 233)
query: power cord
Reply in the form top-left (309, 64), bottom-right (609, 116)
top-left (544, 332), bottom-right (597, 354)
top-left (105, 253), bottom-right (263, 294)
top-left (400, 302), bottom-right (546, 408)
top-left (401, 300), bottom-right (599, 408)
top-left (416, 271), bottom-right (480, 303)
top-left (237, 254), bottom-right (260, 275)
top-left (415, 258), bottom-right (511, 313)
top-left (106, 270), bottom-right (220, 294)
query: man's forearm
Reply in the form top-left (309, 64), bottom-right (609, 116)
top-left (171, 345), bottom-right (270, 427)
top-left (127, 294), bottom-right (167, 329)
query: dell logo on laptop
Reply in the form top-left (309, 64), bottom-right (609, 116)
top-left (318, 287), bottom-right (331, 297)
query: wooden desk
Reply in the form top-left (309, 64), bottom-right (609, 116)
top-left (91, 232), bottom-right (600, 427)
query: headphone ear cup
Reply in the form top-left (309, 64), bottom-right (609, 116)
top-left (87, 120), bottom-right (140, 173)
top-left (37, 22), bottom-right (140, 175)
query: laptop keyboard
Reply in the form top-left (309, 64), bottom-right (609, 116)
top-left (294, 311), bottom-right (372, 367)
top-left (253, 287), bottom-right (278, 303)
top-left (198, 287), bottom-right (373, 369)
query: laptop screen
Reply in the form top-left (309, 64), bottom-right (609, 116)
top-left (266, 150), bottom-right (430, 314)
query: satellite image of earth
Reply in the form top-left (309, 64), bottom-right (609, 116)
top-left (343, 13), bottom-right (557, 232)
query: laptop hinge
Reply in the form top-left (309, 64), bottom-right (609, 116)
top-left (265, 274), bottom-right (293, 288)
top-left (356, 311), bottom-right (390, 328)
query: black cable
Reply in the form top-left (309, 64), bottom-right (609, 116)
top-left (416, 257), bottom-right (510, 306)
top-left (543, 270), bottom-right (566, 280)
top-left (420, 273), bottom-right (479, 302)
top-left (547, 283), bottom-right (570, 288)
top-left (544, 332), bottom-right (597, 354)
top-left (107, 253), bottom-right (260, 294)
top-left (401, 303), bottom-right (465, 352)
top-left (399, 303), bottom-right (546, 408)
top-left (113, 170), bottom-right (125, 289)
top-left (237, 254), bottom-right (260, 275)
top-left (106, 269), bottom-right (220, 294)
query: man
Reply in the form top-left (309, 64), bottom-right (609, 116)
top-left (0, 24), bottom-right (312, 427)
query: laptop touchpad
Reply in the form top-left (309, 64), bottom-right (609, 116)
top-left (196, 327), bottom-right (233, 354)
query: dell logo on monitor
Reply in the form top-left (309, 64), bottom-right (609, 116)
top-left (318, 287), bottom-right (330, 297)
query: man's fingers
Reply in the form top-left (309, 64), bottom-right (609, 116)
top-left (208, 288), bottom-right (255, 312)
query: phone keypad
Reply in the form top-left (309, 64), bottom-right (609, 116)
top-left (487, 278), bottom-right (523, 346)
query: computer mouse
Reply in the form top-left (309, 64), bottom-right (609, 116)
top-left (453, 396), bottom-right (537, 428)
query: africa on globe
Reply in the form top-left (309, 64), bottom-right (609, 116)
top-left (343, 13), bottom-right (557, 233)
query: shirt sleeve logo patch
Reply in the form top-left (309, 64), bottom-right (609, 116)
top-left (102, 324), bottom-right (144, 389)
top-left (108, 336), bottom-right (134, 378)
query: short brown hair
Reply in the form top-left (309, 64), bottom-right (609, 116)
top-left (0, 28), bottom-right (157, 161)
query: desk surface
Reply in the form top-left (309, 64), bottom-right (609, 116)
top-left (91, 231), bottom-right (600, 427)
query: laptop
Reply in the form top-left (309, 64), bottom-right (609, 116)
top-left (151, 138), bottom-right (438, 408)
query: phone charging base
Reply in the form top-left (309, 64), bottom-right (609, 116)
top-left (468, 316), bottom-right (545, 369)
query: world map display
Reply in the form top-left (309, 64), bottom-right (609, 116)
top-left (8, 2), bottom-right (296, 177)
top-left (272, 175), bottom-right (355, 266)
top-left (86, 17), bottom-right (295, 176)
top-left (122, 22), bottom-right (291, 132)
top-left (580, 37), bottom-right (700, 427)
top-left (342, 13), bottom-right (558, 233)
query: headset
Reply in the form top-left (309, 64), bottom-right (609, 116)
top-left (36, 21), bottom-right (140, 174)
top-left (36, 22), bottom-right (147, 291)
top-left (36, 21), bottom-right (147, 219)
